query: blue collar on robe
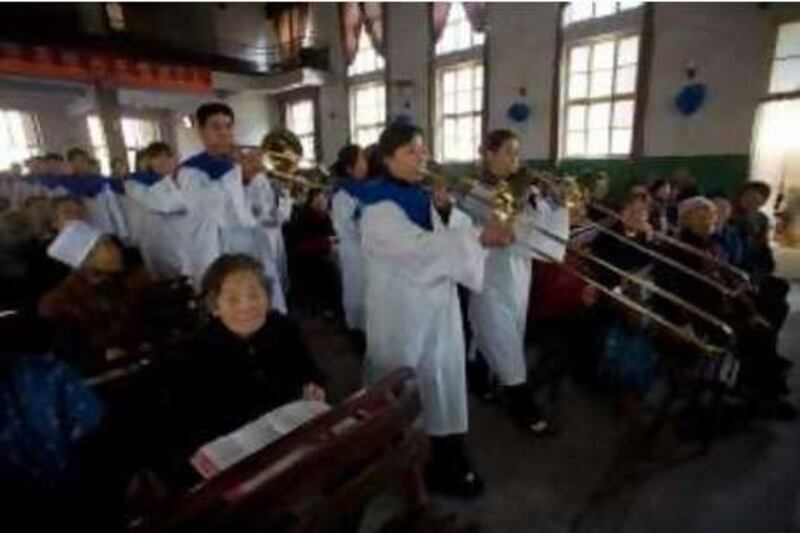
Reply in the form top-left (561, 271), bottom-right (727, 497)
top-left (128, 170), bottom-right (164, 187)
top-left (35, 174), bottom-right (63, 189)
top-left (180, 151), bottom-right (235, 181)
top-left (361, 175), bottom-right (432, 231)
top-left (58, 174), bottom-right (108, 198)
top-left (32, 174), bottom-right (124, 196)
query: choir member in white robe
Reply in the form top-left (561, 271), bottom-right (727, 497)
top-left (124, 142), bottom-right (189, 279)
top-left (467, 130), bottom-right (569, 435)
top-left (175, 103), bottom-right (286, 312)
top-left (360, 123), bottom-right (514, 498)
top-left (330, 144), bottom-right (370, 335)
top-left (241, 149), bottom-right (290, 291)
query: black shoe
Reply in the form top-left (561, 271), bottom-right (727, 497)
top-left (426, 435), bottom-right (485, 499)
top-left (425, 464), bottom-right (485, 498)
top-left (505, 384), bottom-right (550, 436)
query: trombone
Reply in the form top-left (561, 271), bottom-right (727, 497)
top-left (262, 149), bottom-right (329, 199)
top-left (422, 165), bottom-right (734, 356)
top-left (528, 170), bottom-right (752, 295)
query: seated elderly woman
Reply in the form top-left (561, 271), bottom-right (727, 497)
top-left (156, 254), bottom-right (326, 487)
top-left (656, 196), bottom-right (795, 419)
top-left (38, 220), bottom-right (152, 373)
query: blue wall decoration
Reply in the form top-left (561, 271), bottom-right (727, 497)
top-left (507, 102), bottom-right (531, 123)
top-left (675, 83), bottom-right (707, 116)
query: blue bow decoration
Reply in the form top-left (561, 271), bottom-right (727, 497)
top-left (675, 83), bottom-right (707, 116)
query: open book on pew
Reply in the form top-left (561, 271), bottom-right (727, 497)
top-left (191, 400), bottom-right (331, 479)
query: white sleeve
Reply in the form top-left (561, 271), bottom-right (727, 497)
top-left (127, 180), bottom-right (187, 215)
top-left (221, 165), bottom-right (256, 227)
top-left (361, 202), bottom-right (487, 292)
top-left (331, 191), bottom-right (359, 241)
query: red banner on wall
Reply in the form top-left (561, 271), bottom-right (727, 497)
top-left (0, 42), bottom-right (213, 93)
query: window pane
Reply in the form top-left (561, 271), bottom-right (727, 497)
top-left (587, 129), bottom-right (609, 155)
top-left (613, 100), bottom-right (635, 128)
top-left (594, 1), bottom-right (616, 18)
top-left (615, 65), bottom-right (637, 94)
top-left (567, 104), bottom-right (587, 131)
top-left (590, 69), bottom-right (613, 97)
top-left (0, 110), bottom-right (42, 171)
top-left (570, 46), bottom-right (590, 73)
top-left (619, 0), bottom-right (643, 11)
top-left (566, 132), bottom-right (585, 156)
top-left (611, 128), bottom-right (632, 154)
top-left (592, 41), bottom-right (615, 70)
top-left (569, 72), bottom-right (589, 99)
top-left (769, 58), bottom-right (800, 94)
top-left (617, 36), bottom-right (639, 66)
top-left (775, 21), bottom-right (800, 59)
top-left (444, 70), bottom-right (456, 95)
top-left (570, 2), bottom-right (593, 23)
top-left (588, 102), bottom-right (611, 130)
top-left (435, 2), bottom-right (485, 56)
top-left (436, 61), bottom-right (483, 162)
top-left (348, 26), bottom-right (385, 76)
top-left (473, 87), bottom-right (483, 111)
top-left (456, 67), bottom-right (472, 92)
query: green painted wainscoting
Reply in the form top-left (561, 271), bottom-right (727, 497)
top-left (441, 154), bottom-right (750, 202)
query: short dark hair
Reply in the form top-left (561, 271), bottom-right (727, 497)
top-left (740, 180), bottom-right (771, 199)
top-left (332, 144), bottom-right (364, 176)
top-left (648, 179), bottom-right (670, 194)
top-left (144, 141), bottom-right (173, 159)
top-left (196, 102), bottom-right (235, 128)
top-left (482, 129), bottom-right (518, 153)
top-left (43, 153), bottom-right (64, 162)
top-left (365, 143), bottom-right (384, 177)
top-left (66, 148), bottom-right (90, 162)
top-left (201, 254), bottom-right (272, 311)
top-left (378, 122), bottom-right (423, 159)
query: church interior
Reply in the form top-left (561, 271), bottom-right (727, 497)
top-left (2, 2), bottom-right (800, 532)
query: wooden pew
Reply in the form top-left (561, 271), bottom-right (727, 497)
top-left (130, 367), bottom-right (428, 533)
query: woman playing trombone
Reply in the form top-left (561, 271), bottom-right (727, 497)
top-left (467, 130), bottom-right (568, 436)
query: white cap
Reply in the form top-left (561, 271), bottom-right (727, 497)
top-left (47, 220), bottom-right (103, 268)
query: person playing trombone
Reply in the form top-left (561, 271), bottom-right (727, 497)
top-left (359, 122), bottom-right (513, 498)
top-left (467, 130), bottom-right (568, 436)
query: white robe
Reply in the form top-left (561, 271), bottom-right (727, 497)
top-left (125, 176), bottom-right (190, 279)
top-left (361, 201), bottom-right (487, 436)
top-left (468, 197), bottom-right (569, 386)
top-left (331, 188), bottom-right (365, 331)
top-left (176, 157), bottom-right (287, 312)
top-left (245, 173), bottom-right (289, 290)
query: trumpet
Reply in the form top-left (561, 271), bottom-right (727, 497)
top-left (422, 164), bottom-right (734, 356)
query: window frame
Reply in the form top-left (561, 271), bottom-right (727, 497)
top-left (279, 88), bottom-right (321, 167)
top-left (560, 32), bottom-right (640, 159)
top-left (763, 19), bottom-right (800, 103)
top-left (0, 109), bottom-right (43, 171)
top-left (433, 59), bottom-right (485, 163)
top-left (346, 19), bottom-right (387, 147)
top-left (349, 80), bottom-right (387, 148)
top-left (431, 2), bottom-right (487, 163)
top-left (562, 1), bottom-right (643, 27)
top-left (87, 113), bottom-right (161, 174)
